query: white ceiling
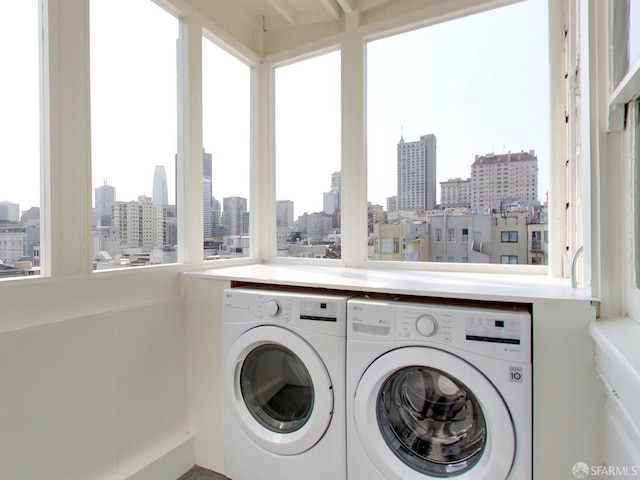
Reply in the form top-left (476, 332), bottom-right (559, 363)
top-left (201, 0), bottom-right (514, 59)
top-left (224, 0), bottom-right (393, 25)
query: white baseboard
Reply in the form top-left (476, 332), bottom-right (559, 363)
top-left (111, 433), bottom-right (195, 480)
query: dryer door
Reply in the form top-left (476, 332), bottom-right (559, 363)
top-left (225, 325), bottom-right (333, 455)
top-left (354, 347), bottom-right (515, 479)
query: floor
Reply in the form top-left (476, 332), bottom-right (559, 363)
top-left (177, 465), bottom-right (228, 480)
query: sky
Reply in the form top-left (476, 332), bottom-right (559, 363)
top-left (1, 0), bottom-right (549, 219)
top-left (0, 1), bottom-right (41, 212)
top-left (366, 0), bottom-right (549, 208)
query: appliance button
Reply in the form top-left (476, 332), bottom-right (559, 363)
top-left (265, 300), bottom-right (281, 317)
top-left (416, 314), bottom-right (438, 337)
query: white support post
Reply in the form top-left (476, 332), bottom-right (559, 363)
top-left (44, 0), bottom-right (93, 277)
top-left (253, 62), bottom-right (276, 261)
top-left (340, 11), bottom-right (366, 267)
top-left (177, 14), bottom-right (204, 266)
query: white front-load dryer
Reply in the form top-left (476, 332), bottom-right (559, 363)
top-left (222, 287), bottom-right (351, 480)
top-left (346, 297), bottom-right (532, 480)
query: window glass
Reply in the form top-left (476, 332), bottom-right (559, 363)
top-left (202, 37), bottom-right (251, 260)
top-left (275, 51), bottom-right (341, 259)
top-left (367, 0), bottom-right (549, 266)
top-left (635, 100), bottom-right (640, 288)
top-left (90, 0), bottom-right (179, 270)
top-left (629, 1), bottom-right (640, 71)
top-left (0, 1), bottom-right (41, 277)
top-left (501, 231), bottom-right (518, 243)
top-left (501, 255), bottom-right (518, 265)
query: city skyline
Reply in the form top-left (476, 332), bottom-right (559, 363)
top-left (2, 0), bottom-right (548, 221)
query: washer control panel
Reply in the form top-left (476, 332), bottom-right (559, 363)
top-left (397, 307), bottom-right (454, 344)
top-left (415, 314), bottom-right (438, 337)
top-left (466, 317), bottom-right (521, 344)
top-left (348, 298), bottom-right (531, 361)
top-left (265, 300), bottom-right (281, 317)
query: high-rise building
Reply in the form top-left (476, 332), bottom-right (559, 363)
top-left (323, 171), bottom-right (341, 214)
top-left (212, 197), bottom-right (221, 236)
top-left (397, 134), bottom-right (437, 212)
top-left (152, 166), bottom-right (168, 206)
top-left (203, 178), bottom-right (213, 237)
top-left (440, 177), bottom-right (471, 208)
top-left (112, 198), bottom-right (166, 250)
top-left (0, 201), bottom-right (20, 223)
top-left (222, 196), bottom-right (248, 236)
top-left (95, 181), bottom-right (116, 227)
top-left (387, 196), bottom-right (398, 214)
top-left (276, 200), bottom-right (294, 227)
top-left (203, 150), bottom-right (213, 237)
top-left (470, 150), bottom-right (538, 211)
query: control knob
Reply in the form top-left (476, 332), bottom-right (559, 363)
top-left (416, 314), bottom-right (438, 337)
top-left (265, 300), bottom-right (281, 317)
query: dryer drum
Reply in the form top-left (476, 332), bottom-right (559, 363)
top-left (377, 366), bottom-right (487, 476)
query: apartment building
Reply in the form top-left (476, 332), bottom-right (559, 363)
top-left (397, 134), bottom-right (437, 212)
top-left (471, 151), bottom-right (538, 211)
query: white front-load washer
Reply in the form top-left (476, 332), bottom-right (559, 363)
top-left (346, 297), bottom-right (532, 480)
top-left (222, 287), bottom-right (351, 480)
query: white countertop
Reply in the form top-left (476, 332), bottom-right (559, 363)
top-left (184, 263), bottom-right (595, 304)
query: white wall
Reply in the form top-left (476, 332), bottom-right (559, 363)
top-left (182, 276), bottom-right (229, 473)
top-left (0, 291), bottom-right (192, 480)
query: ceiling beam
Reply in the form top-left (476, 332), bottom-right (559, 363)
top-left (335, 0), bottom-right (355, 14)
top-left (320, 0), bottom-right (343, 19)
top-left (267, 0), bottom-right (299, 24)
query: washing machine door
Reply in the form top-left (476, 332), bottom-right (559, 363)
top-left (354, 347), bottom-right (515, 479)
top-left (225, 325), bottom-right (333, 455)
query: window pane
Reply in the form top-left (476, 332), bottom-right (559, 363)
top-left (275, 52), bottom-right (341, 259)
top-left (635, 100), bottom-right (640, 288)
top-left (202, 38), bottom-right (251, 260)
top-left (0, 2), bottom-right (41, 277)
top-left (367, 0), bottom-right (549, 266)
top-left (630, 1), bottom-right (640, 71)
top-left (90, 0), bottom-right (179, 270)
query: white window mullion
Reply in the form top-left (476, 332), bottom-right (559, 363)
top-left (340, 12), bottom-right (366, 267)
top-left (177, 14), bottom-right (203, 265)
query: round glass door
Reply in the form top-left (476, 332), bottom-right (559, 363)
top-left (225, 325), bottom-right (334, 455)
top-left (354, 347), bottom-right (515, 479)
top-left (240, 344), bottom-right (314, 433)
top-left (377, 366), bottom-right (486, 476)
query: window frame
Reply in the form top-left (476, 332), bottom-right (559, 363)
top-left (501, 231), bottom-right (519, 243)
top-left (0, 0), bottom-right (46, 280)
top-left (258, 0), bottom-right (560, 275)
top-left (600, 0), bottom-right (640, 319)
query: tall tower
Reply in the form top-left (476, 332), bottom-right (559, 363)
top-left (276, 200), bottom-right (294, 227)
top-left (397, 134), bottom-right (437, 212)
top-left (203, 150), bottom-right (213, 237)
top-left (323, 171), bottom-right (341, 214)
top-left (95, 180), bottom-right (116, 227)
top-left (152, 165), bottom-right (168, 206)
top-left (222, 196), bottom-right (248, 236)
